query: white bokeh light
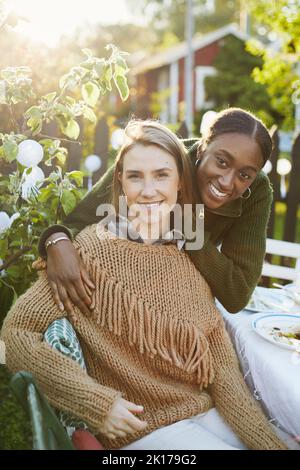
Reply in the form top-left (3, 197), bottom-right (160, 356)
top-left (277, 158), bottom-right (292, 199)
top-left (85, 154), bottom-right (102, 173)
top-left (111, 128), bottom-right (125, 150)
top-left (277, 159), bottom-right (292, 176)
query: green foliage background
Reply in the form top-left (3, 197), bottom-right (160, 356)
top-left (205, 35), bottom-right (281, 128)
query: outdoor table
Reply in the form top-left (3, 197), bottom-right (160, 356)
top-left (217, 300), bottom-right (300, 442)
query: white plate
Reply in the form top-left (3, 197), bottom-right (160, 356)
top-left (245, 287), bottom-right (300, 314)
top-left (252, 314), bottom-right (300, 351)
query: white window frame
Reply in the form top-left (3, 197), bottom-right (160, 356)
top-left (195, 66), bottom-right (216, 110)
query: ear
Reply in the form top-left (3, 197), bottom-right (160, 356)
top-left (117, 171), bottom-right (122, 183)
top-left (196, 141), bottom-right (205, 160)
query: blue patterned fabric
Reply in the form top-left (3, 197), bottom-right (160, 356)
top-left (43, 318), bottom-right (88, 431)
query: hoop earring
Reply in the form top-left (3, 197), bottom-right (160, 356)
top-left (240, 187), bottom-right (251, 199)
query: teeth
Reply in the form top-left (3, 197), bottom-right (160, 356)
top-left (209, 183), bottom-right (228, 198)
top-left (140, 202), bottom-right (162, 208)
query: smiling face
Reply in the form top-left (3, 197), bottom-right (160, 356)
top-left (119, 143), bottom-right (181, 237)
top-left (196, 133), bottom-right (264, 210)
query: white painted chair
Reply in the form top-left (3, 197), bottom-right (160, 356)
top-left (262, 238), bottom-right (300, 282)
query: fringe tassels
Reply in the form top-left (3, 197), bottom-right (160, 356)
top-left (79, 249), bottom-right (215, 390)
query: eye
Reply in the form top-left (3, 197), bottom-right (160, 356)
top-left (128, 174), bottom-right (141, 180)
top-left (239, 171), bottom-right (251, 180)
top-left (215, 156), bottom-right (228, 168)
top-left (157, 172), bottom-right (169, 179)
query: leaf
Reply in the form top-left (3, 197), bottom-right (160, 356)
top-left (83, 106), bottom-right (97, 123)
top-left (6, 264), bottom-right (23, 280)
top-left (55, 152), bottom-right (66, 167)
top-left (3, 140), bottom-right (18, 162)
top-left (55, 103), bottom-right (72, 116)
top-left (0, 238), bottom-right (8, 259)
top-left (82, 48), bottom-right (93, 58)
top-left (113, 75), bottom-right (129, 101)
top-left (60, 119), bottom-right (80, 140)
top-left (24, 106), bottom-right (42, 120)
top-left (66, 171), bottom-right (83, 187)
top-left (103, 64), bottom-right (113, 91)
top-left (50, 196), bottom-right (59, 211)
top-left (38, 188), bottom-right (53, 203)
top-left (43, 92), bottom-right (57, 103)
top-left (0, 80), bottom-right (6, 104)
top-left (64, 96), bottom-right (76, 106)
top-left (95, 59), bottom-right (105, 77)
top-left (27, 117), bottom-right (43, 135)
top-left (81, 82), bottom-right (100, 107)
top-left (114, 57), bottom-right (129, 77)
top-left (59, 73), bottom-right (69, 89)
top-left (61, 190), bottom-right (77, 215)
top-left (39, 139), bottom-right (54, 148)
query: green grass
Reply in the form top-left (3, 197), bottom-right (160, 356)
top-left (0, 367), bottom-right (32, 449)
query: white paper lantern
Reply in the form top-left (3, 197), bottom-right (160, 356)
top-left (200, 111), bottom-right (217, 136)
top-left (0, 212), bottom-right (10, 233)
top-left (85, 154), bottom-right (102, 173)
top-left (27, 166), bottom-right (45, 184)
top-left (17, 140), bottom-right (44, 167)
top-left (262, 160), bottom-right (272, 175)
top-left (21, 166), bottom-right (45, 200)
top-left (277, 159), bottom-right (292, 199)
top-left (9, 212), bottom-right (20, 226)
top-left (111, 129), bottom-right (125, 150)
top-left (277, 158), bottom-right (292, 176)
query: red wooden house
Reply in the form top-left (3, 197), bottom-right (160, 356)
top-left (130, 24), bottom-right (248, 123)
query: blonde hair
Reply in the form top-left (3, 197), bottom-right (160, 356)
top-left (112, 120), bottom-right (196, 213)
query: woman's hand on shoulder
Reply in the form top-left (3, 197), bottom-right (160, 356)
top-left (102, 397), bottom-right (148, 440)
top-left (46, 232), bottom-right (95, 322)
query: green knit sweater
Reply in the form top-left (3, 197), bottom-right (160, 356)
top-left (39, 139), bottom-right (273, 313)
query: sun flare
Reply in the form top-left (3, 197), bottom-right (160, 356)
top-left (10, 0), bottom-right (134, 47)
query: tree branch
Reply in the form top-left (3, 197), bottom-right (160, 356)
top-left (0, 246), bottom-right (31, 272)
top-left (9, 105), bottom-right (21, 133)
top-left (39, 134), bottom-right (81, 145)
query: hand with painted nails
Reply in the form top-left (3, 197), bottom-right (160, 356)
top-left (45, 232), bottom-right (95, 322)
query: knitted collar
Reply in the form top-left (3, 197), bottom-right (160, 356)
top-left (106, 214), bottom-right (186, 250)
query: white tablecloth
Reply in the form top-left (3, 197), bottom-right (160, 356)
top-left (217, 301), bottom-right (300, 442)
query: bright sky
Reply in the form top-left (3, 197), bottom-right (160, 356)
top-left (10, 0), bottom-right (141, 46)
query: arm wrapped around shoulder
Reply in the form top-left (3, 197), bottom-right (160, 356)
top-left (0, 274), bottom-right (121, 433)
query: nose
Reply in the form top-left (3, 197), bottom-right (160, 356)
top-left (218, 170), bottom-right (235, 192)
top-left (140, 180), bottom-right (157, 198)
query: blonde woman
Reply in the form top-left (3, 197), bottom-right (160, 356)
top-left (1, 121), bottom-right (286, 450)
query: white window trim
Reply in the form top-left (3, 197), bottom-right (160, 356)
top-left (195, 66), bottom-right (216, 110)
top-left (169, 62), bottom-right (179, 124)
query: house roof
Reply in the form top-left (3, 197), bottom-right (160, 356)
top-left (132, 23), bottom-right (249, 75)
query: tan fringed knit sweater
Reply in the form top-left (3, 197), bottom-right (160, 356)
top-left (2, 224), bottom-right (285, 450)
